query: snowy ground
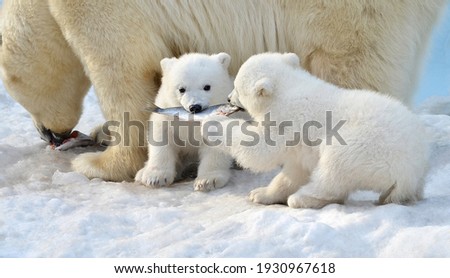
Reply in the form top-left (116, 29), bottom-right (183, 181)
top-left (1, 4), bottom-right (450, 258)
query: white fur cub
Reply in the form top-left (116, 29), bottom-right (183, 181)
top-left (136, 53), bottom-right (234, 191)
top-left (205, 52), bottom-right (429, 208)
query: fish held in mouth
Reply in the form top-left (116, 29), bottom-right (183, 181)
top-left (150, 103), bottom-right (241, 121)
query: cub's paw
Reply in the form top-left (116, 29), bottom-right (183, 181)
top-left (194, 171), bottom-right (230, 192)
top-left (135, 166), bottom-right (175, 188)
top-left (287, 194), bottom-right (332, 209)
top-left (249, 186), bottom-right (284, 205)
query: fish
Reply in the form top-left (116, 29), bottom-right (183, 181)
top-left (50, 130), bottom-right (97, 151)
top-left (150, 103), bottom-right (242, 121)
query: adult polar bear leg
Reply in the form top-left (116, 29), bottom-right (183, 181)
top-left (0, 0), bottom-right (90, 137)
top-left (249, 160), bottom-right (310, 205)
top-left (49, 0), bottom-right (165, 181)
top-left (69, 89), bottom-right (151, 181)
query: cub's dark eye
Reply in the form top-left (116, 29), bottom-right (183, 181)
top-left (203, 85), bottom-right (211, 91)
top-left (179, 88), bottom-right (186, 94)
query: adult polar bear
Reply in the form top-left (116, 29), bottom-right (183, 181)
top-left (0, 0), bottom-right (445, 181)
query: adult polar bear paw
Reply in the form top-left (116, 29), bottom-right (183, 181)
top-left (72, 147), bottom-right (146, 182)
top-left (194, 171), bottom-right (231, 192)
top-left (71, 152), bottom-right (124, 181)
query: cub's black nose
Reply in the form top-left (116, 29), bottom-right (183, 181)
top-left (227, 97), bottom-right (231, 103)
top-left (189, 104), bottom-right (202, 113)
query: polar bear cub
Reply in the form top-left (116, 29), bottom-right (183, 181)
top-left (136, 53), bottom-right (234, 191)
top-left (206, 52), bottom-right (429, 208)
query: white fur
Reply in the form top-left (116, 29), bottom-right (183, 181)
top-left (135, 53), bottom-right (234, 191)
top-left (0, 0), bottom-right (443, 181)
top-left (208, 53), bottom-right (429, 208)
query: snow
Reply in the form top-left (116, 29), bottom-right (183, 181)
top-left (1, 3), bottom-right (450, 258)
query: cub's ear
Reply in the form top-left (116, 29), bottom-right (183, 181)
top-left (160, 57), bottom-right (178, 73)
top-left (253, 78), bottom-right (274, 97)
top-left (214, 52), bottom-right (231, 69)
top-left (282, 53), bottom-right (300, 68)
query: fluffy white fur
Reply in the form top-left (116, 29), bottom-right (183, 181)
top-left (206, 53), bottom-right (429, 208)
top-left (0, 0), bottom-right (444, 181)
top-left (135, 53), bottom-right (233, 191)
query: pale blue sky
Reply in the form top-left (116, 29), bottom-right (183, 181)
top-left (414, 3), bottom-right (450, 106)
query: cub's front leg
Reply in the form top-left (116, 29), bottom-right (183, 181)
top-left (135, 114), bottom-right (178, 187)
